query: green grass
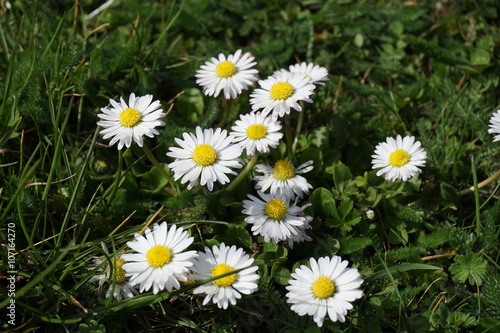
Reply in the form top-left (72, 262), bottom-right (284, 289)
top-left (1, 0), bottom-right (500, 332)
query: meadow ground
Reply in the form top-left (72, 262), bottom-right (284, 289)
top-left (1, 0), bottom-right (500, 332)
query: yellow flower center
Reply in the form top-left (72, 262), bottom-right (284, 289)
top-left (273, 160), bottom-right (295, 181)
top-left (192, 144), bottom-right (218, 166)
top-left (113, 257), bottom-right (127, 284)
top-left (312, 276), bottom-right (335, 299)
top-left (265, 198), bottom-right (287, 220)
top-left (269, 82), bottom-right (294, 100)
top-left (119, 107), bottom-right (142, 128)
top-left (211, 263), bottom-right (237, 287)
top-left (146, 245), bottom-right (172, 268)
top-left (246, 124), bottom-right (268, 140)
top-left (389, 149), bottom-right (411, 167)
top-left (215, 61), bottom-right (237, 78)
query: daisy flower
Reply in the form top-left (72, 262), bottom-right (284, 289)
top-left (254, 160), bottom-right (313, 200)
top-left (488, 110), bottom-right (500, 142)
top-left (286, 256), bottom-right (364, 327)
top-left (196, 49), bottom-right (259, 99)
top-left (88, 242), bottom-right (138, 300)
top-left (167, 126), bottom-right (242, 191)
top-left (167, 127), bottom-right (243, 191)
top-left (97, 93), bottom-right (166, 150)
top-left (121, 222), bottom-right (197, 295)
top-left (242, 190), bottom-right (313, 245)
top-left (250, 71), bottom-right (315, 119)
top-left (189, 243), bottom-right (259, 309)
top-left (274, 62), bottom-right (329, 86)
top-left (371, 135), bottom-right (427, 181)
top-left (286, 223), bottom-right (313, 249)
top-left (230, 112), bottom-right (283, 155)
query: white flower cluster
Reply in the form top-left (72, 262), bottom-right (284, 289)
top-left (89, 223), bottom-right (363, 327)
top-left (89, 222), bottom-right (259, 310)
top-left (92, 49), bottom-right (369, 326)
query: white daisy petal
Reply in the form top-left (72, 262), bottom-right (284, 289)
top-left (87, 242), bottom-right (139, 300)
top-left (230, 111), bottom-right (283, 155)
top-left (274, 62), bottom-right (329, 86)
top-left (196, 49), bottom-right (258, 99)
top-left (242, 190), bottom-right (313, 246)
top-left (167, 126), bottom-right (243, 191)
top-left (286, 256), bottom-right (363, 327)
top-left (96, 93), bottom-right (166, 150)
top-left (488, 110), bottom-right (500, 142)
top-left (371, 135), bottom-right (427, 181)
top-left (250, 71), bottom-right (316, 120)
top-left (253, 159), bottom-right (313, 200)
top-left (121, 222), bottom-right (197, 295)
top-left (189, 243), bottom-right (259, 309)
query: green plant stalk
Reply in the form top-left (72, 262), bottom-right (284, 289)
top-left (285, 114), bottom-right (294, 160)
top-left (471, 157), bottom-right (481, 237)
top-left (56, 127), bottom-right (100, 249)
top-left (377, 255), bottom-right (407, 326)
top-left (90, 151), bottom-right (148, 213)
top-left (59, 229), bottom-right (91, 282)
top-left (217, 97), bottom-right (233, 128)
top-left (459, 169), bottom-right (500, 196)
top-left (226, 152), bottom-right (259, 192)
top-left (107, 150), bottom-right (123, 203)
top-left (42, 88), bottom-right (73, 202)
top-left (142, 143), bottom-right (180, 195)
top-left (142, 0), bottom-right (183, 63)
top-left (292, 105), bottom-right (305, 154)
top-left (17, 196), bottom-right (45, 268)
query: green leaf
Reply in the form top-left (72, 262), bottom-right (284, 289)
top-left (309, 187), bottom-right (336, 219)
top-left (440, 181), bottom-right (459, 202)
top-left (263, 242), bottom-right (279, 253)
top-left (0, 117), bottom-right (22, 148)
top-left (140, 165), bottom-right (169, 194)
top-left (176, 88), bottom-right (204, 123)
top-left (315, 236), bottom-right (340, 257)
top-left (271, 265), bottom-right (291, 285)
top-left (220, 226), bottom-right (253, 249)
top-left (324, 199), bottom-right (361, 231)
top-left (470, 48), bottom-right (490, 66)
top-left (450, 253), bottom-right (487, 286)
top-left (330, 161), bottom-right (353, 188)
top-left (477, 35), bottom-right (494, 53)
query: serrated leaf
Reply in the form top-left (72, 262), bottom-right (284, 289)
top-left (339, 237), bottom-right (372, 254)
top-left (450, 253), bottom-right (487, 286)
top-left (331, 161), bottom-right (353, 188)
top-left (338, 199), bottom-right (354, 219)
top-left (310, 187), bottom-right (336, 219)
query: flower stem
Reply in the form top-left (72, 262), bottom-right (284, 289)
top-left (226, 152), bottom-right (259, 192)
top-left (107, 150), bottom-right (122, 203)
top-left (292, 107), bottom-right (305, 154)
top-left (285, 114), bottom-right (294, 160)
top-left (217, 97), bottom-right (232, 128)
top-left (142, 144), bottom-right (180, 196)
top-left (459, 169), bottom-right (500, 196)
